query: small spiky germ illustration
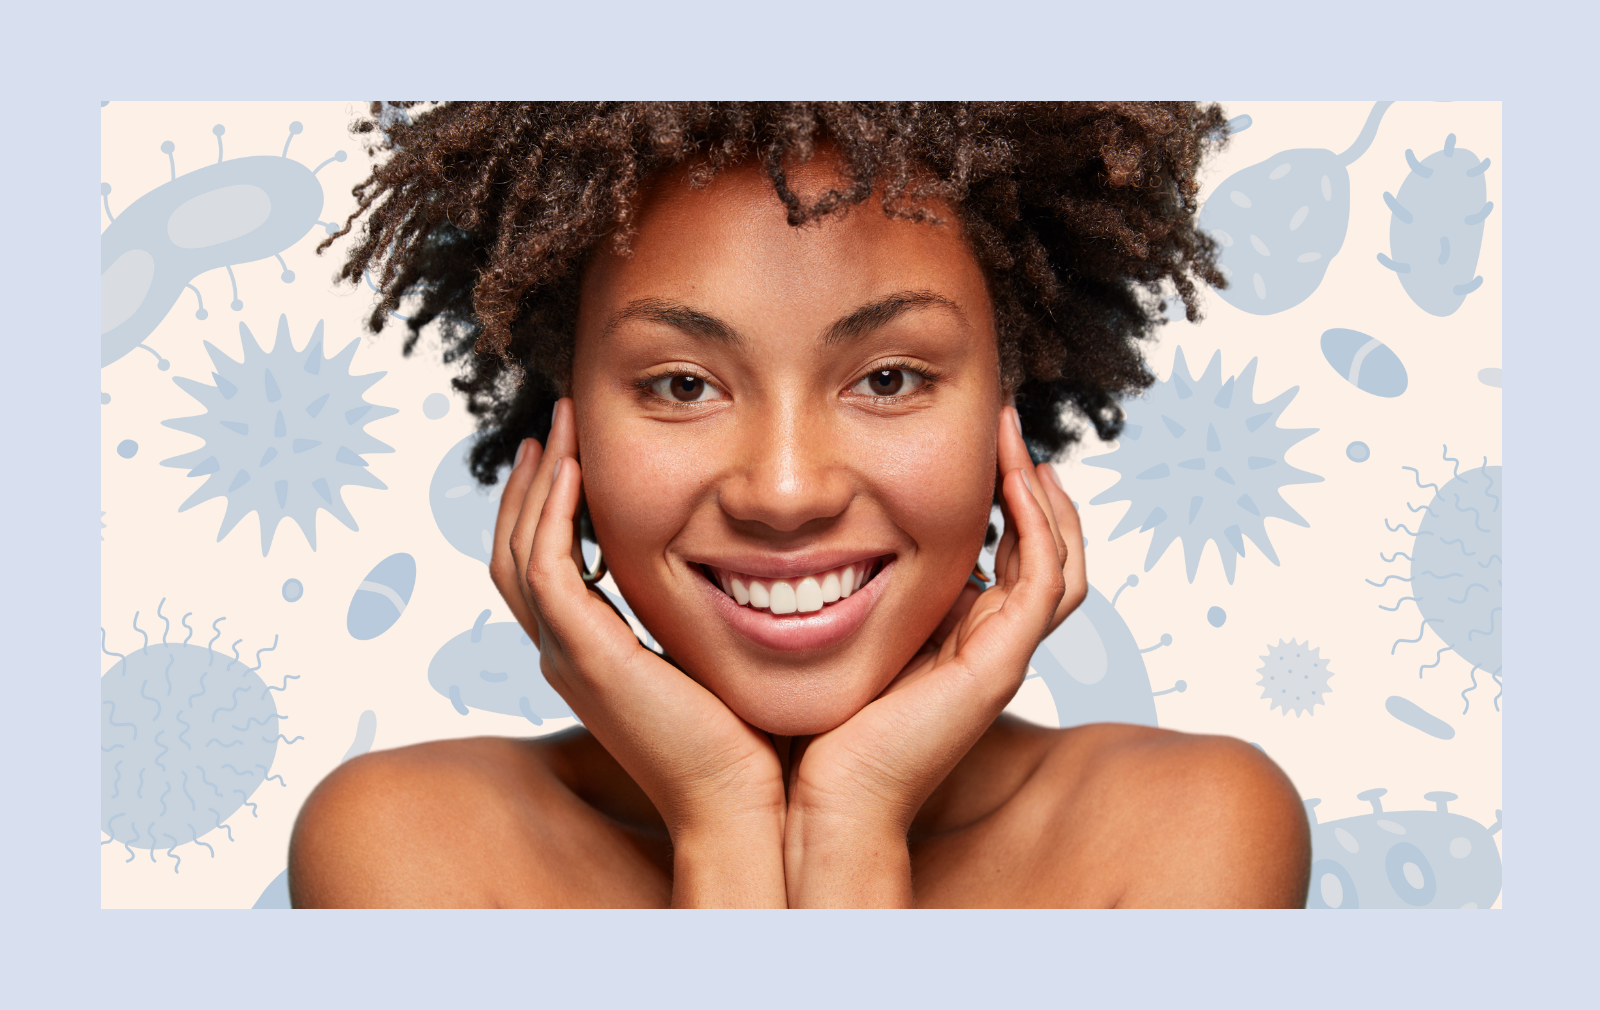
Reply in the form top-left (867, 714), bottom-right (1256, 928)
top-left (1086, 348), bottom-right (1323, 583)
top-left (1256, 638), bottom-right (1334, 717)
top-left (161, 315), bottom-right (395, 554)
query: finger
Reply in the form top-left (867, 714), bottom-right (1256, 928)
top-left (508, 399), bottom-right (580, 636)
top-left (1037, 463), bottom-right (1089, 636)
top-left (528, 455), bottom-right (638, 672)
top-left (993, 466), bottom-right (1068, 637)
top-left (998, 406), bottom-right (1066, 567)
top-left (489, 437), bottom-right (544, 640)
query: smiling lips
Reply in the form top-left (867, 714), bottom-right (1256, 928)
top-left (706, 559), bottom-right (883, 615)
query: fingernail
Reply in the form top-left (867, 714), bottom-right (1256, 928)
top-left (514, 438), bottom-right (528, 469)
top-left (1042, 463), bottom-right (1064, 491)
top-left (551, 401), bottom-right (560, 428)
top-left (1012, 407), bottom-right (1024, 436)
top-left (1021, 468), bottom-right (1033, 493)
top-left (553, 457), bottom-right (563, 481)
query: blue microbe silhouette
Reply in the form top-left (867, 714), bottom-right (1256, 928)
top-left (347, 553), bottom-right (416, 640)
top-left (1379, 134), bottom-right (1493, 316)
top-left (1086, 348), bottom-right (1323, 583)
top-left (1207, 606), bottom-right (1227, 627)
top-left (1321, 329), bottom-right (1408, 398)
top-left (1478, 368), bottom-right (1502, 388)
top-left (1347, 441), bottom-right (1371, 463)
top-left (101, 120), bottom-right (346, 369)
top-left (281, 578), bottom-right (303, 603)
top-left (160, 316), bottom-right (396, 555)
top-left (1385, 695), bottom-right (1455, 740)
top-left (422, 392), bottom-right (450, 420)
top-left (101, 601), bottom-right (297, 871)
top-left (116, 439), bottom-right (139, 459)
top-left (1256, 638), bottom-right (1334, 717)
top-left (428, 609), bottom-right (575, 725)
top-left (1199, 102), bottom-right (1391, 314)
top-left (1026, 580), bottom-right (1183, 728)
top-left (1372, 447), bottom-right (1501, 713)
top-left (429, 432), bottom-right (511, 563)
top-left (1304, 789), bottom-right (1501, 908)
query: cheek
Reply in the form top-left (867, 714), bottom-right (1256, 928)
top-left (578, 423), bottom-right (708, 561)
top-left (852, 417), bottom-right (996, 555)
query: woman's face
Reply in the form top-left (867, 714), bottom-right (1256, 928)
top-left (571, 153), bottom-right (1002, 736)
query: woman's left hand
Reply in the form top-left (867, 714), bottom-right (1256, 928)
top-left (782, 405), bottom-right (1087, 907)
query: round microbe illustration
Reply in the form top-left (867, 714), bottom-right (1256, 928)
top-left (1347, 441), bottom-right (1371, 462)
top-left (429, 609), bottom-right (573, 725)
top-left (101, 603), bottom-right (295, 868)
top-left (1207, 606), bottom-right (1227, 628)
top-left (117, 439), bottom-right (139, 459)
top-left (422, 392), bottom-right (450, 420)
top-left (347, 553), bottom-right (416, 641)
top-left (281, 578), bottom-right (303, 603)
top-left (429, 432), bottom-right (512, 563)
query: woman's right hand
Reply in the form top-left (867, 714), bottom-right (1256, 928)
top-left (489, 398), bottom-right (787, 907)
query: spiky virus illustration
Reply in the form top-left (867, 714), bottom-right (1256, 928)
top-left (1086, 348), bottom-right (1323, 583)
top-left (1372, 447), bottom-right (1502, 713)
top-left (1256, 639), bottom-right (1334, 716)
top-left (101, 601), bottom-right (300, 872)
top-left (161, 315), bottom-right (396, 554)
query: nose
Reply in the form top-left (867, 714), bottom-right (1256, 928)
top-left (716, 394), bottom-right (853, 534)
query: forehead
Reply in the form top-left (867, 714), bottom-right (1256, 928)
top-left (577, 153), bottom-right (991, 327)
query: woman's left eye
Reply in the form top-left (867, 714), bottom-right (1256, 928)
top-left (649, 373), bottom-right (724, 403)
top-left (851, 368), bottom-right (926, 398)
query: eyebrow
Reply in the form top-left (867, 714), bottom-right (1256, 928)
top-left (604, 290), bottom-right (965, 348)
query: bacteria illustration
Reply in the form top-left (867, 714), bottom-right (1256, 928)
top-left (1378, 133), bottom-right (1493, 316)
top-left (429, 432), bottom-right (511, 563)
top-left (1024, 575), bottom-right (1182, 729)
top-left (101, 119), bottom-right (347, 370)
top-left (160, 316), bottom-right (396, 554)
top-left (1255, 639), bottom-right (1334, 717)
top-left (1086, 347), bottom-right (1323, 584)
top-left (101, 601), bottom-right (298, 871)
top-left (346, 553), bottom-right (417, 641)
top-left (1304, 789), bottom-right (1501, 909)
top-left (1385, 695), bottom-right (1455, 740)
top-left (1320, 328), bottom-right (1408, 398)
top-left (427, 608), bottom-right (574, 726)
top-left (1370, 447), bottom-right (1501, 713)
top-left (1199, 102), bottom-right (1391, 314)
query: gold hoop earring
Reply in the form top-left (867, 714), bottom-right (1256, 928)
top-left (580, 544), bottom-right (607, 585)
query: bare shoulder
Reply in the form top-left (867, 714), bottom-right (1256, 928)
top-left (287, 736), bottom-right (544, 908)
top-left (1036, 722), bottom-right (1311, 907)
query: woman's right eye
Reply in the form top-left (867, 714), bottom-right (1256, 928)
top-left (648, 373), bottom-right (724, 403)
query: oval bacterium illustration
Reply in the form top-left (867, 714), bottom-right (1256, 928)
top-left (347, 553), bottom-right (416, 641)
top-left (1321, 329), bottom-right (1408, 398)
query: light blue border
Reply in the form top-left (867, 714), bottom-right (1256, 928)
top-left (6, 1), bottom-right (1591, 1004)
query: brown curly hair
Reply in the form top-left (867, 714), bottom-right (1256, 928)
top-left (323, 101), bottom-right (1228, 484)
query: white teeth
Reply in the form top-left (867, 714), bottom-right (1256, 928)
top-left (769, 581), bottom-right (798, 614)
top-left (820, 572), bottom-right (840, 603)
top-left (796, 577), bottom-right (823, 613)
top-left (713, 559), bottom-right (880, 613)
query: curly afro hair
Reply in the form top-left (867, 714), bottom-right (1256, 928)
top-left (323, 101), bottom-right (1229, 484)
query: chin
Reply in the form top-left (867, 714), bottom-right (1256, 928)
top-left (727, 690), bottom-right (876, 738)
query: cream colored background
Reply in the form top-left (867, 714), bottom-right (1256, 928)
top-left (101, 101), bottom-right (1500, 908)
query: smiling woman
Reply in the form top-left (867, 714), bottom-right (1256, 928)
top-left (286, 102), bottom-right (1311, 909)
